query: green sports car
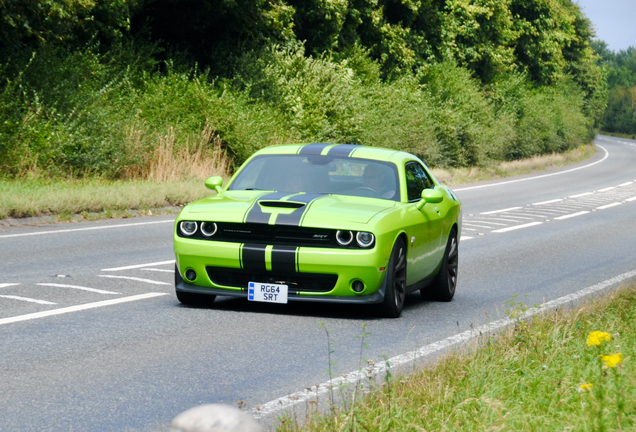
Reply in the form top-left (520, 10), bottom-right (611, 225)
top-left (174, 143), bottom-right (462, 317)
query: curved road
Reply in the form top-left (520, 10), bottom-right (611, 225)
top-left (1, 135), bottom-right (636, 431)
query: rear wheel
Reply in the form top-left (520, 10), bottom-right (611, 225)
top-left (175, 265), bottom-right (216, 306)
top-left (379, 238), bottom-right (407, 318)
top-left (423, 229), bottom-right (458, 302)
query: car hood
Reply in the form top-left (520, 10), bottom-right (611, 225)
top-left (185, 191), bottom-right (396, 225)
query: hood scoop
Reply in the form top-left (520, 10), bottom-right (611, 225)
top-left (259, 201), bottom-right (305, 209)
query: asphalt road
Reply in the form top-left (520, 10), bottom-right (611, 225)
top-left (1, 135), bottom-right (635, 431)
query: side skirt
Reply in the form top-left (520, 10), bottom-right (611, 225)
top-left (406, 277), bottom-right (433, 294)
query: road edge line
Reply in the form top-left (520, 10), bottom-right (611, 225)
top-left (253, 267), bottom-right (636, 422)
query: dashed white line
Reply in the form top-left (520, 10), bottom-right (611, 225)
top-left (101, 260), bottom-right (175, 272)
top-left (98, 275), bottom-right (171, 285)
top-left (492, 222), bottom-right (543, 233)
top-left (460, 236), bottom-right (474, 241)
top-left (597, 202), bottom-right (622, 210)
top-left (619, 182), bottom-right (633, 187)
top-left (554, 211), bottom-right (590, 220)
top-left (0, 293), bottom-right (169, 326)
top-left (141, 268), bottom-right (175, 273)
top-left (532, 199), bottom-right (563, 206)
top-left (569, 192), bottom-right (594, 198)
top-left (0, 220), bottom-right (175, 239)
top-left (36, 283), bottom-right (120, 295)
top-left (464, 220), bottom-right (507, 226)
top-left (462, 223), bottom-right (498, 229)
top-left (475, 217), bottom-right (532, 222)
top-left (626, 196), bottom-right (636, 202)
top-left (0, 295), bottom-right (56, 305)
top-left (480, 207), bottom-right (522, 215)
top-left (597, 186), bottom-right (616, 192)
top-left (0, 283), bottom-right (20, 288)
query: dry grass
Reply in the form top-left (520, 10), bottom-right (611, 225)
top-left (123, 123), bottom-right (232, 181)
top-left (0, 178), bottom-right (212, 219)
top-left (431, 144), bottom-right (595, 186)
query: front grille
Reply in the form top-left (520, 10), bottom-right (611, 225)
top-left (206, 267), bottom-right (338, 293)
top-left (211, 223), bottom-right (334, 247)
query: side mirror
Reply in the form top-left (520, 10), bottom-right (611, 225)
top-left (416, 189), bottom-right (443, 210)
top-left (205, 176), bottom-right (224, 194)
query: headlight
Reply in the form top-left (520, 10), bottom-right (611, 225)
top-left (336, 230), bottom-right (353, 246)
top-left (356, 232), bottom-right (375, 248)
top-left (200, 222), bottom-right (218, 237)
top-left (179, 221), bottom-right (198, 236)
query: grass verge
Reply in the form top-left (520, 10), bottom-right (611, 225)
top-left (431, 143), bottom-right (596, 186)
top-left (599, 131), bottom-right (636, 140)
top-left (0, 142), bottom-right (596, 222)
top-left (0, 178), bottom-right (212, 220)
top-left (280, 282), bottom-right (636, 432)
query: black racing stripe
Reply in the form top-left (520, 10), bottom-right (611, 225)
top-left (242, 244), bottom-right (267, 272)
top-left (276, 194), bottom-right (323, 226)
top-left (245, 192), bottom-right (289, 224)
top-left (271, 245), bottom-right (298, 273)
top-left (327, 144), bottom-right (359, 157)
top-left (299, 143), bottom-right (330, 155)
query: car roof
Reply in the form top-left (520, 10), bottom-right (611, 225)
top-left (253, 143), bottom-right (421, 165)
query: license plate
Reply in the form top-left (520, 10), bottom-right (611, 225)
top-left (248, 281), bottom-right (288, 304)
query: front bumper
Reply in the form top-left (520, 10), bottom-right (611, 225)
top-left (174, 237), bottom-right (390, 302)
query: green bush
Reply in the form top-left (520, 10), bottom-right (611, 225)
top-left (0, 41), bottom-right (597, 179)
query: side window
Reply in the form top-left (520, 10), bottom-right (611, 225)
top-left (404, 162), bottom-right (434, 201)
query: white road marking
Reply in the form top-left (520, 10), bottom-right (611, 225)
top-left (0, 295), bottom-right (56, 305)
top-left (101, 260), bottom-right (175, 272)
top-left (532, 198), bottom-right (563, 206)
top-left (619, 182), bottom-right (633, 187)
top-left (36, 283), bottom-right (120, 295)
top-left (254, 267), bottom-right (636, 422)
top-left (462, 228), bottom-right (477, 231)
top-left (625, 196), bottom-right (636, 202)
top-left (554, 211), bottom-right (590, 220)
top-left (597, 202), bottom-right (622, 210)
top-left (0, 220), bottom-right (175, 240)
top-left (462, 223), bottom-right (498, 229)
top-left (569, 192), bottom-right (594, 198)
top-left (141, 268), bottom-right (175, 273)
top-left (0, 293), bottom-right (169, 326)
top-left (492, 222), bottom-right (543, 233)
top-left (487, 215), bottom-right (535, 221)
top-left (0, 283), bottom-right (20, 288)
top-left (480, 207), bottom-right (522, 215)
top-left (98, 275), bottom-right (171, 285)
top-left (464, 220), bottom-right (507, 226)
top-left (598, 187), bottom-right (616, 192)
top-left (474, 216), bottom-right (532, 222)
top-left (454, 144), bottom-right (609, 192)
top-left (460, 236), bottom-right (474, 241)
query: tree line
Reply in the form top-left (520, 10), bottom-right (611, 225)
top-left (592, 42), bottom-right (636, 135)
top-left (0, 0), bottom-right (609, 178)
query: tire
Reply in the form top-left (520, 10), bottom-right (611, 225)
top-left (378, 238), bottom-right (407, 318)
top-left (175, 265), bottom-right (216, 306)
top-left (424, 229), bottom-right (458, 302)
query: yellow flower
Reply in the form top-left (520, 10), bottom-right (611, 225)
top-left (578, 383), bottom-right (593, 392)
top-left (600, 353), bottom-right (623, 368)
top-left (587, 331), bottom-right (611, 347)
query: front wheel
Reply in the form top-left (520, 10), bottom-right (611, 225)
top-left (378, 238), bottom-right (407, 318)
top-left (423, 229), bottom-right (458, 302)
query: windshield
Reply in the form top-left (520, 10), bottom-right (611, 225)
top-left (228, 154), bottom-right (400, 201)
